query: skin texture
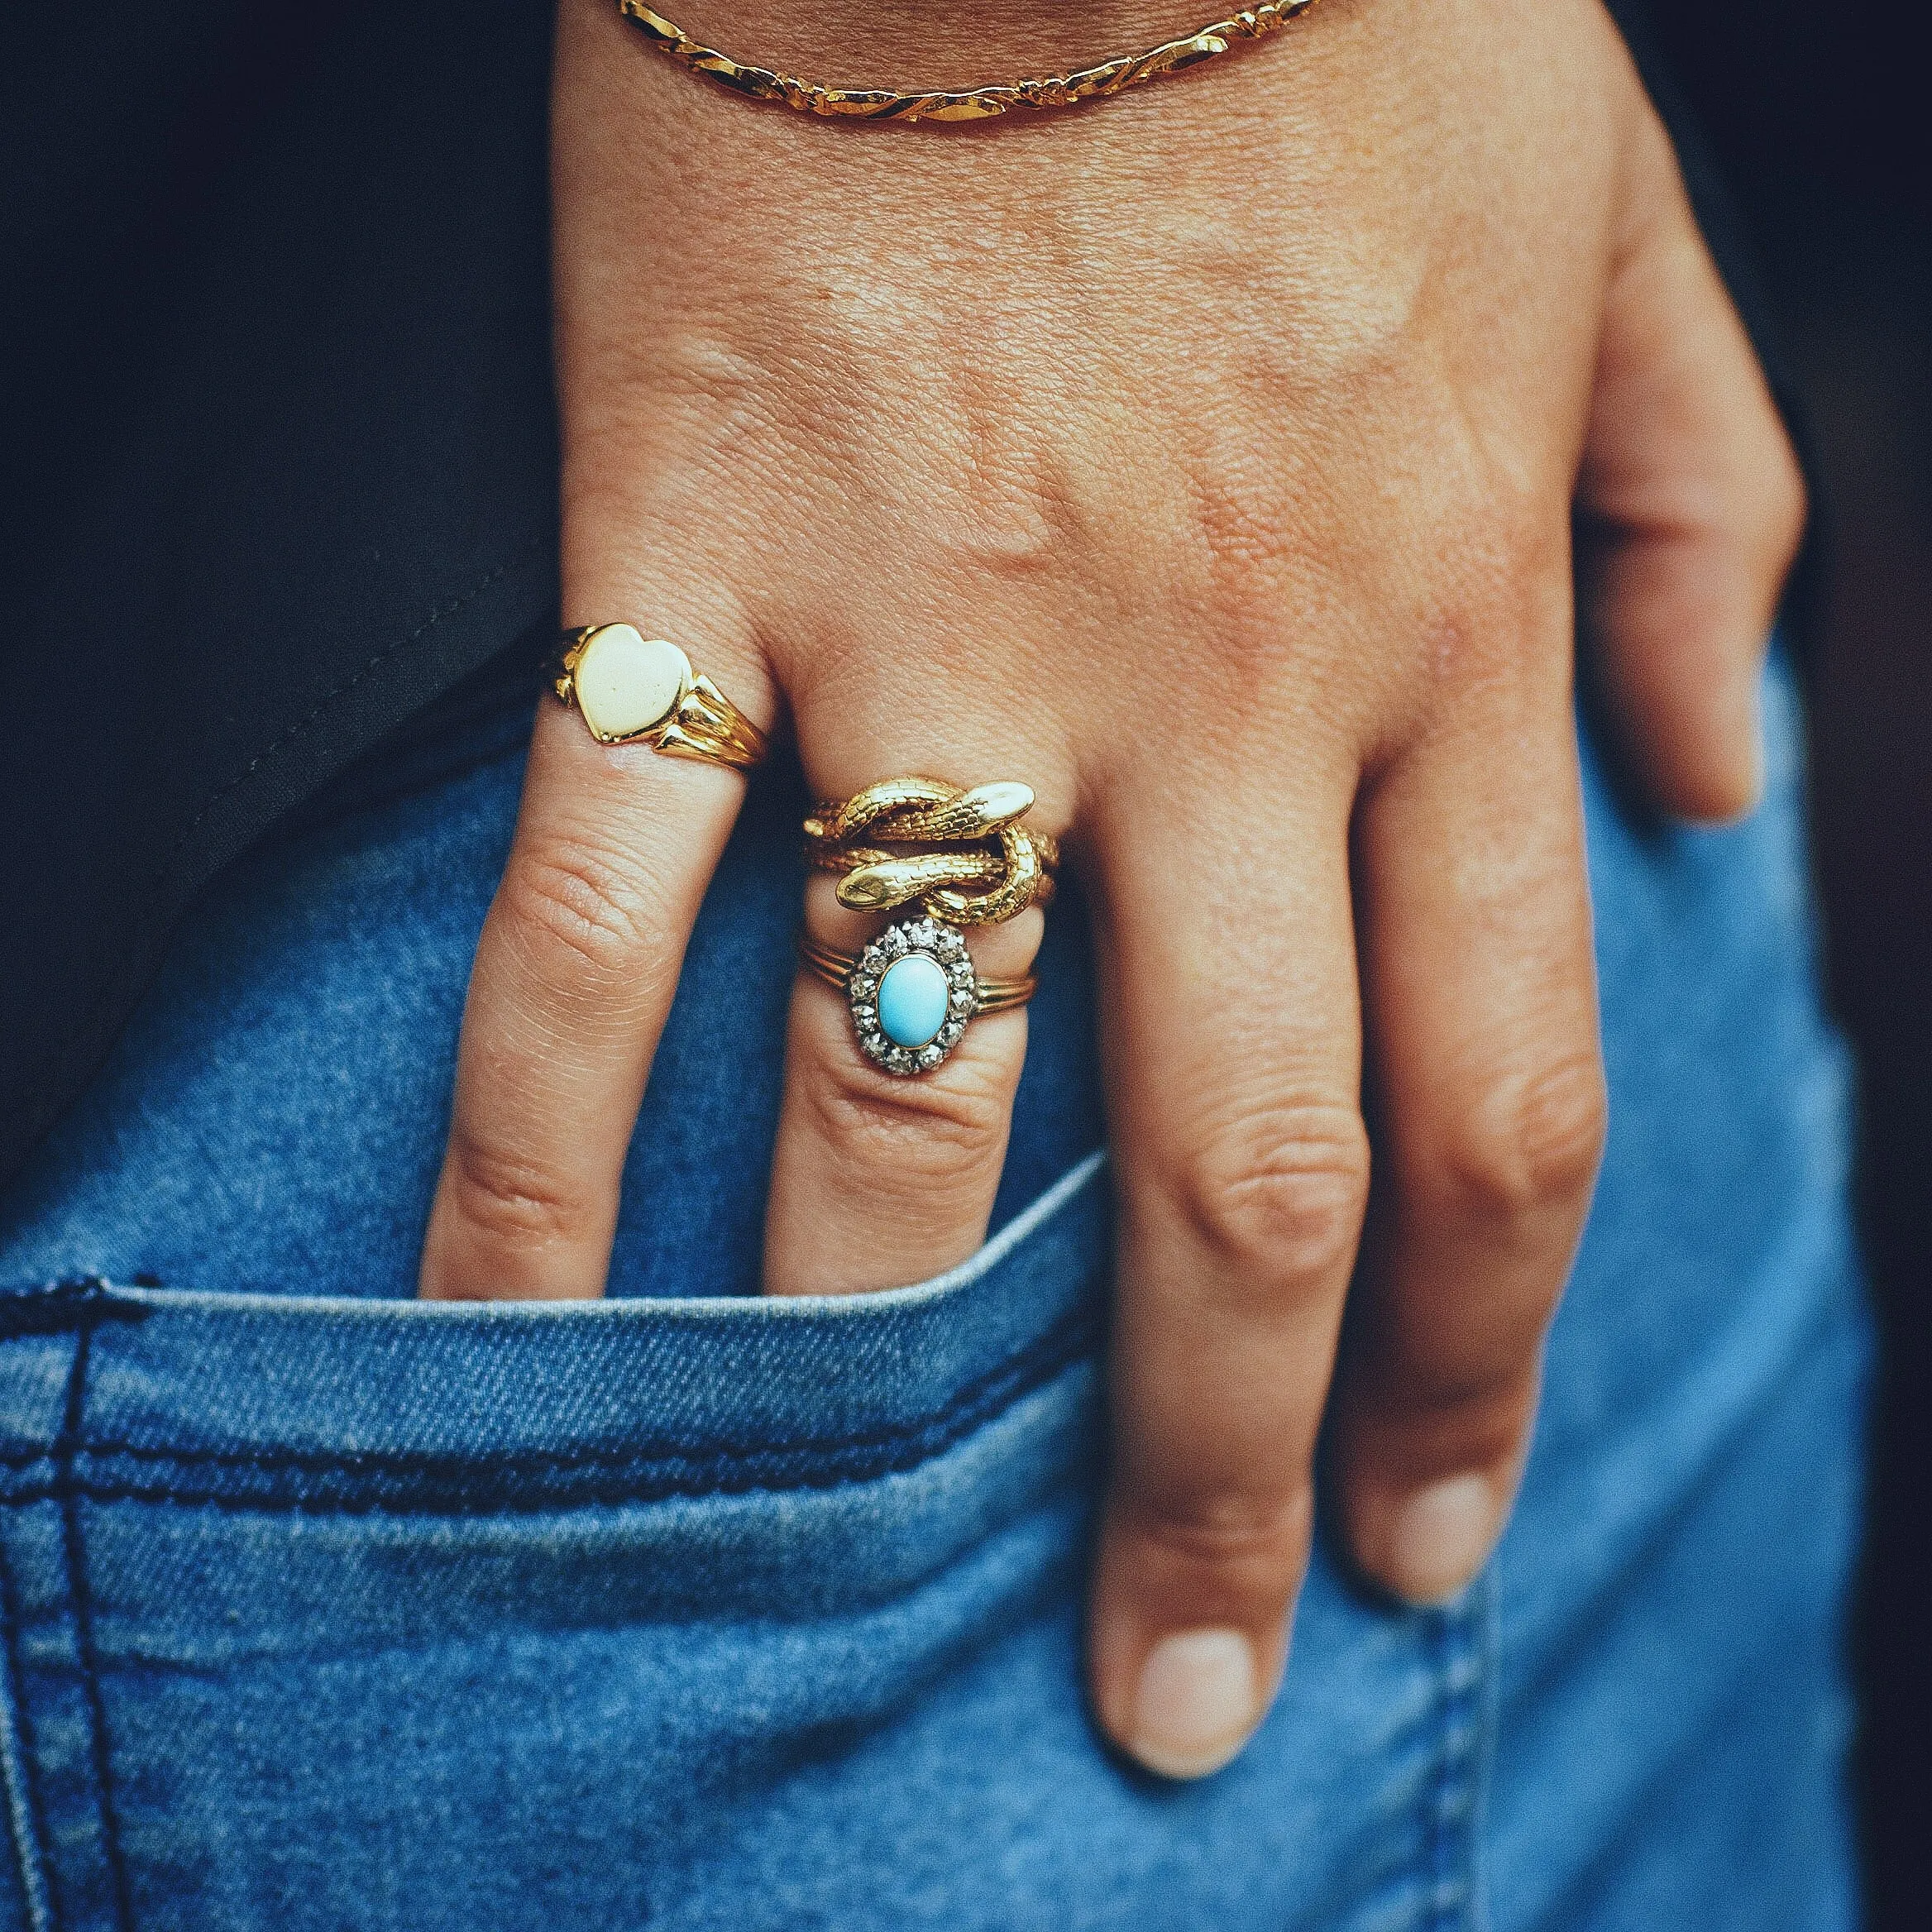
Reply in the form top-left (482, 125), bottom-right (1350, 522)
top-left (419, 0), bottom-right (1805, 1779)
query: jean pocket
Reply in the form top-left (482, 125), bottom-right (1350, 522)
top-left (0, 1155), bottom-right (1123, 1930)
top-left (1, 1146), bottom-right (1110, 1595)
top-left (0, 1151), bottom-right (1483, 1932)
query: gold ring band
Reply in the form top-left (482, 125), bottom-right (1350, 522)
top-left (550, 624), bottom-right (768, 771)
top-left (797, 921), bottom-right (1036, 1077)
top-left (803, 777), bottom-right (1058, 927)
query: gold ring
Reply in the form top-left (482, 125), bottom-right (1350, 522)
top-left (798, 922), bottom-right (1035, 1078)
top-left (803, 777), bottom-right (1058, 926)
top-left (550, 624), bottom-right (768, 771)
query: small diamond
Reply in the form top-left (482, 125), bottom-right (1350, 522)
top-left (950, 988), bottom-right (973, 1011)
top-left (939, 1021), bottom-right (964, 1047)
top-left (917, 1045), bottom-right (944, 1069)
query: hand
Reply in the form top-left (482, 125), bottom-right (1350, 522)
top-left (420, 0), bottom-right (1803, 1779)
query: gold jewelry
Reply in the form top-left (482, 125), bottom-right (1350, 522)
top-left (615, 0), bottom-right (1324, 125)
top-left (805, 777), bottom-right (1059, 927)
top-left (550, 624), bottom-right (768, 771)
top-left (799, 921), bottom-right (1035, 1077)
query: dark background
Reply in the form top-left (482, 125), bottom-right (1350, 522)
top-left (1652, 4), bottom-right (1931, 1923)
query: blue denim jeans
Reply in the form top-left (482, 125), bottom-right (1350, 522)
top-left (0, 649), bottom-right (1868, 1931)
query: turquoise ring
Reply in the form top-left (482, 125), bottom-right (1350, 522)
top-left (796, 917), bottom-right (1037, 1077)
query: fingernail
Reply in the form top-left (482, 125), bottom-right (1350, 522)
top-left (1128, 1628), bottom-right (1260, 1780)
top-left (1380, 1472), bottom-right (1503, 1606)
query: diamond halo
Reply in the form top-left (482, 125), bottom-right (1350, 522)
top-left (849, 917), bottom-right (980, 1076)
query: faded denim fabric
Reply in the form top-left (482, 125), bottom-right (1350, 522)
top-left (0, 649), bottom-right (1867, 1931)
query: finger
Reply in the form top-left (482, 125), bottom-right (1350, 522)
top-left (418, 630), bottom-right (773, 1301)
top-left (1579, 106), bottom-right (1807, 825)
top-left (763, 870), bottom-right (1044, 1298)
top-left (1086, 765), bottom-right (1369, 1781)
top-left (423, 10), bottom-right (784, 1306)
top-left (1332, 574), bottom-right (1606, 1605)
top-left (764, 711), bottom-right (1064, 1298)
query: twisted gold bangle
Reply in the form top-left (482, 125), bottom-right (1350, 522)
top-left (615, 0), bottom-right (1326, 124)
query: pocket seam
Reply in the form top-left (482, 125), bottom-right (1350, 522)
top-left (0, 1151), bottom-right (1110, 1322)
top-left (0, 1540), bottom-right (55, 1932)
top-left (0, 1303), bottom-right (1098, 1519)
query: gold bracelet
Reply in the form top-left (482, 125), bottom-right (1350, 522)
top-left (615, 0), bottom-right (1325, 124)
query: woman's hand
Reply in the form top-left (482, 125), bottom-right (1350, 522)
top-left (419, 0), bottom-right (1803, 1778)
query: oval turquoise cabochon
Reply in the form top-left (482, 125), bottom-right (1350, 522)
top-left (877, 954), bottom-right (950, 1048)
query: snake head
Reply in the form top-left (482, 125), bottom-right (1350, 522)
top-left (834, 853), bottom-right (973, 913)
top-left (953, 782), bottom-right (1034, 829)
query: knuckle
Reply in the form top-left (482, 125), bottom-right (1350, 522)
top-left (1347, 1346), bottom-right (1540, 1449)
top-left (1426, 489), bottom-right (1568, 667)
top-left (1124, 1485), bottom-right (1316, 1596)
top-left (1408, 1384), bottom-right (1536, 1467)
top-left (1169, 1102), bottom-right (1371, 1293)
top-left (1183, 441), bottom-right (1300, 585)
top-left (806, 1043), bottom-right (1015, 1185)
top-left (496, 838), bottom-right (667, 987)
top-left (929, 400), bottom-right (1086, 580)
top-left (1436, 1051), bottom-right (1608, 1223)
top-left (442, 1135), bottom-right (595, 1256)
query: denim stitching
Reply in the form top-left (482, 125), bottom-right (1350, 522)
top-left (181, 535), bottom-right (549, 864)
top-left (1425, 1609), bottom-right (1457, 1929)
top-left (1423, 1597), bottom-right (1482, 1932)
top-left (95, 1303), bottom-right (1091, 1471)
top-left (270, 705), bottom-right (533, 848)
top-left (0, 1282), bottom-right (147, 1343)
top-left (1466, 1575), bottom-right (1498, 1932)
top-left (0, 1304), bottom-right (1099, 1518)
top-left (0, 1542), bottom-right (55, 1932)
top-left (53, 1316), bottom-right (132, 1932)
